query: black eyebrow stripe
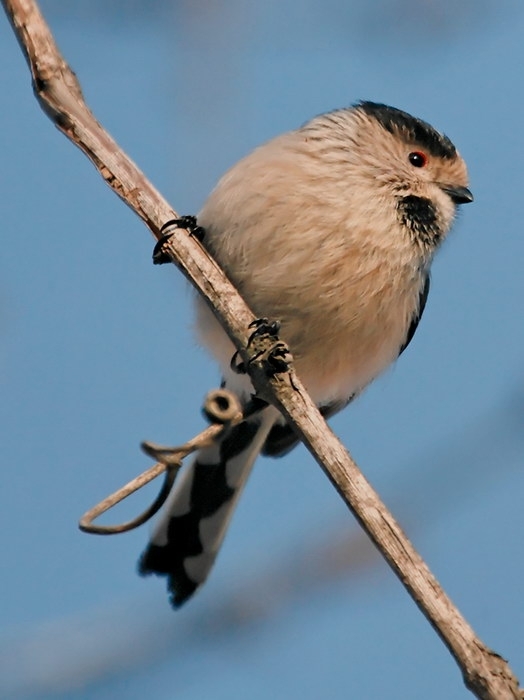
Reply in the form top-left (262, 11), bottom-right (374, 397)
top-left (356, 101), bottom-right (457, 159)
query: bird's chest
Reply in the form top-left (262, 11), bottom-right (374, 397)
top-left (281, 262), bottom-right (425, 402)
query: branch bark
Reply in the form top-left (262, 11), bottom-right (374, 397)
top-left (2, 1), bottom-right (521, 698)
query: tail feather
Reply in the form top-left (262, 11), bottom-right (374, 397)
top-left (139, 410), bottom-right (275, 607)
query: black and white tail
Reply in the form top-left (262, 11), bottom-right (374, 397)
top-left (139, 407), bottom-right (276, 607)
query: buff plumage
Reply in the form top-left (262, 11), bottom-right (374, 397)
top-left (140, 101), bottom-right (472, 607)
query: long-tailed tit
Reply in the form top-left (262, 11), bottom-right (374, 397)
top-left (139, 101), bottom-right (473, 607)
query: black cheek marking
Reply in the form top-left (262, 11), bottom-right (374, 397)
top-left (397, 195), bottom-right (442, 249)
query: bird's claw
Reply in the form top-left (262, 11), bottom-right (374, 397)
top-left (247, 317), bottom-right (281, 346)
top-left (152, 215), bottom-right (206, 265)
top-left (230, 317), bottom-right (290, 376)
top-left (262, 341), bottom-right (290, 374)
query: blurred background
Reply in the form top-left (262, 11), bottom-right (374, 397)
top-left (1, 1), bottom-right (523, 698)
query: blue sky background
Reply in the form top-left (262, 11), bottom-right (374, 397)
top-left (1, 1), bottom-right (523, 698)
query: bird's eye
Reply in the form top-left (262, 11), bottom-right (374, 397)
top-left (408, 151), bottom-right (428, 168)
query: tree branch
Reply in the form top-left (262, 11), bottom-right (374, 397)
top-left (2, 1), bottom-right (521, 698)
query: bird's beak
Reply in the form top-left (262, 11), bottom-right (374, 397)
top-left (439, 184), bottom-right (474, 205)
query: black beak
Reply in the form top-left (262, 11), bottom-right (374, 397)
top-left (439, 184), bottom-right (474, 205)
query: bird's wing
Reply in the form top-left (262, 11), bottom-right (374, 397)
top-left (398, 274), bottom-right (430, 356)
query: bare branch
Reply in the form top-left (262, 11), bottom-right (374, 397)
top-left (2, 1), bottom-right (522, 697)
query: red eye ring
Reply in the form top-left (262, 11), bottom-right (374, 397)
top-left (408, 151), bottom-right (428, 168)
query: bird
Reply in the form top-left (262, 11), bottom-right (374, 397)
top-left (139, 101), bottom-right (473, 607)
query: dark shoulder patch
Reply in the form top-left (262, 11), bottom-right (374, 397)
top-left (399, 275), bottom-right (431, 356)
top-left (356, 101), bottom-right (456, 159)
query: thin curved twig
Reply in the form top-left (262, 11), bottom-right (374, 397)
top-left (78, 461), bottom-right (178, 535)
top-left (79, 388), bottom-right (245, 534)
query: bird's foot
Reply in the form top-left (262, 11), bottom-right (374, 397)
top-left (152, 215), bottom-right (206, 265)
top-left (231, 317), bottom-right (290, 376)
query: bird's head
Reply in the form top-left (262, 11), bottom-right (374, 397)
top-left (301, 101), bottom-right (472, 255)
top-left (352, 101), bottom-right (473, 250)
